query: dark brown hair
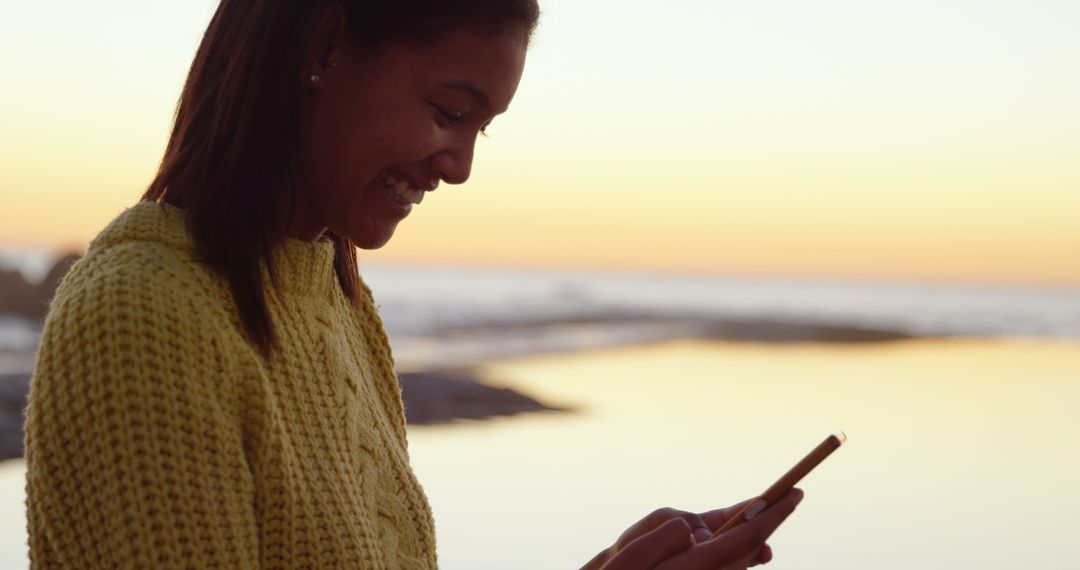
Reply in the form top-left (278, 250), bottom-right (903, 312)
top-left (143, 0), bottom-right (540, 357)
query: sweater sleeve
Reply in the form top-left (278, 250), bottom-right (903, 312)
top-left (24, 247), bottom-right (260, 569)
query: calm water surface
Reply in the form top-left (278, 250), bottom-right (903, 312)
top-left (2, 339), bottom-right (1078, 569)
top-left (408, 339), bottom-right (1080, 569)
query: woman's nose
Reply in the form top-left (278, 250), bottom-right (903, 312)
top-left (430, 137), bottom-right (475, 185)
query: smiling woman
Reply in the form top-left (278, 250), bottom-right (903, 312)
top-left (295, 23), bottom-right (524, 248)
top-left (25, 2), bottom-right (537, 569)
top-left (22, 1), bottom-right (801, 569)
top-left (142, 1), bottom-right (531, 355)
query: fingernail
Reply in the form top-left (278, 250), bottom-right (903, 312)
top-left (794, 490), bottom-right (805, 505)
top-left (694, 528), bottom-right (712, 543)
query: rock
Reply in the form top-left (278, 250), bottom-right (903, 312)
top-left (0, 253), bottom-right (80, 320)
top-left (0, 368), bottom-right (566, 462)
top-left (0, 270), bottom-right (38, 318)
top-left (698, 319), bottom-right (915, 343)
top-left (398, 370), bottom-right (568, 424)
top-left (0, 373), bottom-right (29, 461)
top-left (39, 254), bottom-right (81, 300)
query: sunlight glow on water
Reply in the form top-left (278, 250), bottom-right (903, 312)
top-left (407, 339), bottom-right (1080, 570)
top-left (2, 339), bottom-right (1077, 569)
top-left (0, 461), bottom-right (27, 568)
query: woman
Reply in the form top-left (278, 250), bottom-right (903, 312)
top-left (24, 1), bottom-right (802, 568)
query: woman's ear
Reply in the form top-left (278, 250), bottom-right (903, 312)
top-left (305, 3), bottom-right (347, 86)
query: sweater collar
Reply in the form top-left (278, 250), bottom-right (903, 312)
top-left (93, 201), bottom-right (338, 297)
top-left (267, 228), bottom-right (338, 298)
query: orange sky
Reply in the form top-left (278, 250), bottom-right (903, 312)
top-left (2, 0), bottom-right (1078, 285)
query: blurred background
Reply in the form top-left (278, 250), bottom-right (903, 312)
top-left (2, 0), bottom-right (1078, 568)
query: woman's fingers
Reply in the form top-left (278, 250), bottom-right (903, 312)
top-left (604, 517), bottom-right (695, 569)
top-left (617, 508), bottom-right (712, 549)
top-left (655, 489), bottom-right (803, 570)
top-left (717, 489), bottom-right (802, 559)
top-left (601, 492), bottom-right (799, 570)
top-left (598, 506), bottom-right (729, 569)
top-left (750, 544), bottom-right (773, 566)
top-left (699, 498), bottom-right (756, 531)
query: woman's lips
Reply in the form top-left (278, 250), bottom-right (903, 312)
top-left (384, 174), bottom-right (425, 205)
top-left (376, 175), bottom-right (412, 219)
top-left (371, 170), bottom-right (438, 220)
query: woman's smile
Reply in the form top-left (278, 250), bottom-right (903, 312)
top-left (367, 169), bottom-right (440, 221)
top-left (382, 172), bottom-right (432, 206)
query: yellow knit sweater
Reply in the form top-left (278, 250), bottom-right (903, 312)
top-left (24, 201), bottom-right (438, 569)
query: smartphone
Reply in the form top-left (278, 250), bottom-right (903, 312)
top-left (712, 432), bottom-right (846, 535)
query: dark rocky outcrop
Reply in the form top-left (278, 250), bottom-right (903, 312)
top-left (0, 369), bottom-right (565, 462)
top-left (0, 253), bottom-right (79, 320)
top-left (0, 373), bottom-right (28, 461)
top-left (698, 319), bottom-right (914, 343)
top-left (398, 370), bottom-right (568, 424)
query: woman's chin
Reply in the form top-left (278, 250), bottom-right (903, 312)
top-left (349, 222), bottom-right (400, 250)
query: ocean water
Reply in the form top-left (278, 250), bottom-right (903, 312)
top-left (4, 249), bottom-right (1079, 333)
top-left (1, 252), bottom-right (1078, 568)
top-left (357, 265), bottom-right (1080, 371)
top-left (3, 258), bottom-right (1079, 370)
top-left (360, 264), bottom-right (1080, 340)
top-left (5, 338), bottom-right (1074, 569)
top-left (2, 252), bottom-right (1080, 358)
top-left (407, 339), bottom-right (1080, 569)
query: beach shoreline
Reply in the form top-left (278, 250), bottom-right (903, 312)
top-left (0, 314), bottom-right (922, 462)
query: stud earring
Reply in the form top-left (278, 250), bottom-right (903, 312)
top-left (310, 74), bottom-right (320, 83)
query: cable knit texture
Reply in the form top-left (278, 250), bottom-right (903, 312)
top-left (24, 201), bottom-right (438, 569)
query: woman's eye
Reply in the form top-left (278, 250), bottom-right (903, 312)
top-left (433, 105), bottom-right (464, 127)
top-left (429, 102), bottom-right (490, 137)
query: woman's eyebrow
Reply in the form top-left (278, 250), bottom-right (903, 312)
top-left (441, 79), bottom-right (492, 110)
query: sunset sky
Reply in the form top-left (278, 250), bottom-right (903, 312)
top-left (2, 0), bottom-right (1078, 285)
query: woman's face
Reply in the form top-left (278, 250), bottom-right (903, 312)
top-left (297, 21), bottom-right (528, 248)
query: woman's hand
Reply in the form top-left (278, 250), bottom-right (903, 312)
top-left (582, 489), bottom-right (803, 570)
top-left (580, 507), bottom-right (715, 570)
